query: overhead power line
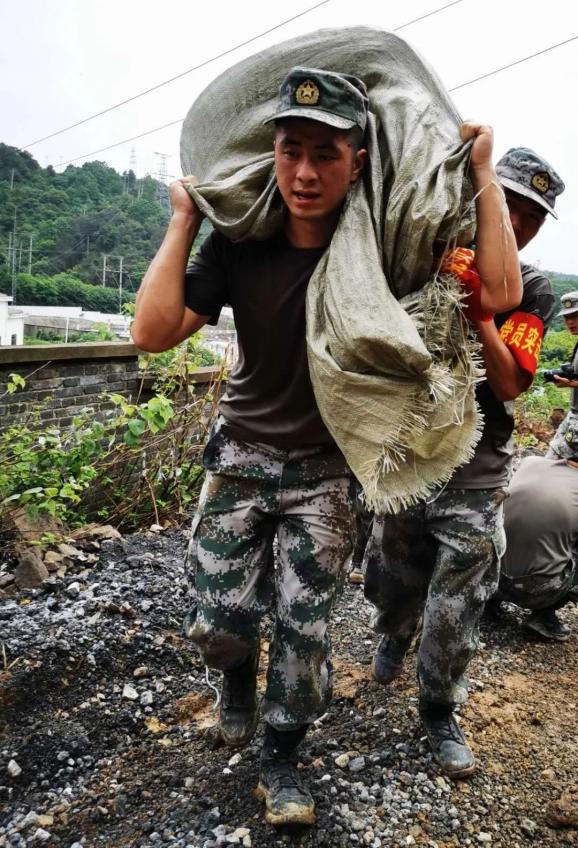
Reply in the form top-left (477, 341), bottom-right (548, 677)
top-left (58, 120), bottom-right (184, 167)
top-left (449, 34), bottom-right (577, 92)
top-left (22, 0), bottom-right (331, 149)
top-left (24, 0), bottom-right (466, 152)
top-left (56, 0), bottom-right (467, 169)
top-left (393, 0), bottom-right (463, 31)
top-left (57, 31), bottom-right (577, 169)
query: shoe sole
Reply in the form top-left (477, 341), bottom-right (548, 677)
top-left (255, 782), bottom-right (316, 826)
top-left (219, 701), bottom-right (259, 748)
top-left (434, 756), bottom-right (477, 780)
top-left (523, 622), bottom-right (571, 641)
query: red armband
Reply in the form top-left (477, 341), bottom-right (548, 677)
top-left (439, 247), bottom-right (493, 323)
top-left (498, 311), bottom-right (544, 377)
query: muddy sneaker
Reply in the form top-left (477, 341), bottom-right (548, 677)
top-left (420, 705), bottom-right (476, 779)
top-left (255, 726), bottom-right (314, 826)
top-left (371, 633), bottom-right (412, 685)
top-left (524, 609), bottom-right (571, 641)
top-left (219, 650), bottom-right (259, 747)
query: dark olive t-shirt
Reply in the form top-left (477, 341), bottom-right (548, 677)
top-left (184, 230), bottom-right (333, 446)
top-left (449, 262), bottom-right (555, 489)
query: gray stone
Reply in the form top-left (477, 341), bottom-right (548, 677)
top-left (7, 759), bottom-right (22, 777)
top-left (14, 549), bottom-right (48, 589)
top-left (349, 757), bottom-right (366, 773)
top-left (122, 684), bottom-right (139, 701)
top-left (520, 818), bottom-right (537, 837)
top-left (20, 811), bottom-right (39, 830)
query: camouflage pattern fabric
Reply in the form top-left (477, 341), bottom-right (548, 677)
top-left (547, 411), bottom-right (578, 461)
top-left (351, 481), bottom-right (374, 572)
top-left (364, 488), bottom-right (506, 707)
top-left (498, 566), bottom-right (576, 611)
top-left (184, 423), bottom-right (355, 730)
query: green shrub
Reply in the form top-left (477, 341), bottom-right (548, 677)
top-left (0, 366), bottom-right (223, 542)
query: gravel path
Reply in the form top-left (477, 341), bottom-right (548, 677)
top-left (1, 528), bottom-right (577, 847)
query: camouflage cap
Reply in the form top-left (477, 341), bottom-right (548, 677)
top-left (557, 291), bottom-right (578, 317)
top-left (496, 147), bottom-right (565, 219)
top-left (264, 66), bottom-right (368, 132)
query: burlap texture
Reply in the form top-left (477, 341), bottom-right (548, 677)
top-left (180, 26), bottom-right (482, 512)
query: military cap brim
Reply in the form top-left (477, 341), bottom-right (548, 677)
top-left (557, 291), bottom-right (578, 317)
top-left (499, 176), bottom-right (558, 219)
top-left (264, 108), bottom-right (356, 131)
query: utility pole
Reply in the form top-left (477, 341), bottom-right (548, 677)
top-left (101, 254), bottom-right (125, 308)
top-left (9, 168), bottom-right (15, 190)
top-left (6, 231), bottom-right (12, 265)
top-left (85, 235), bottom-right (90, 260)
top-left (10, 207), bottom-right (17, 300)
top-left (11, 238), bottom-right (17, 303)
top-left (27, 234), bottom-right (33, 274)
top-left (118, 256), bottom-right (124, 312)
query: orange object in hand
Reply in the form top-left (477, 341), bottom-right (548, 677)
top-left (440, 247), bottom-right (493, 323)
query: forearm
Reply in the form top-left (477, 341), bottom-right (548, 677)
top-left (476, 319), bottom-right (531, 401)
top-left (133, 211), bottom-right (200, 348)
top-left (471, 164), bottom-right (522, 314)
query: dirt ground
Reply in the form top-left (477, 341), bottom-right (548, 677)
top-left (1, 528), bottom-right (577, 847)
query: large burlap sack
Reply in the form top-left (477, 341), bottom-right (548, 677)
top-left (181, 26), bottom-right (482, 512)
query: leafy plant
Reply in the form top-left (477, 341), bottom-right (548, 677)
top-left (0, 361), bottom-right (224, 542)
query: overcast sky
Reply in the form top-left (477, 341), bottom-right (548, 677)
top-left (1, 0), bottom-right (576, 273)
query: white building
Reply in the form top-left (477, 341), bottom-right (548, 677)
top-left (0, 293), bottom-right (25, 346)
top-left (16, 305), bottom-right (131, 341)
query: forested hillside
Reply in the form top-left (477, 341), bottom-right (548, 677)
top-left (0, 143), bottom-right (212, 311)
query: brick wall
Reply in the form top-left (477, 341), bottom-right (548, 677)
top-left (0, 343), bottom-right (140, 430)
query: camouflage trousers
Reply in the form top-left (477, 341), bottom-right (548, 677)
top-left (351, 480), bottom-right (374, 571)
top-left (546, 410), bottom-right (578, 461)
top-left (364, 487), bottom-right (506, 707)
top-left (498, 562), bottom-right (577, 611)
top-left (184, 424), bottom-right (355, 730)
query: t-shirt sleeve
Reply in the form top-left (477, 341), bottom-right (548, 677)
top-left (184, 230), bottom-right (229, 326)
top-left (518, 265), bottom-right (556, 330)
